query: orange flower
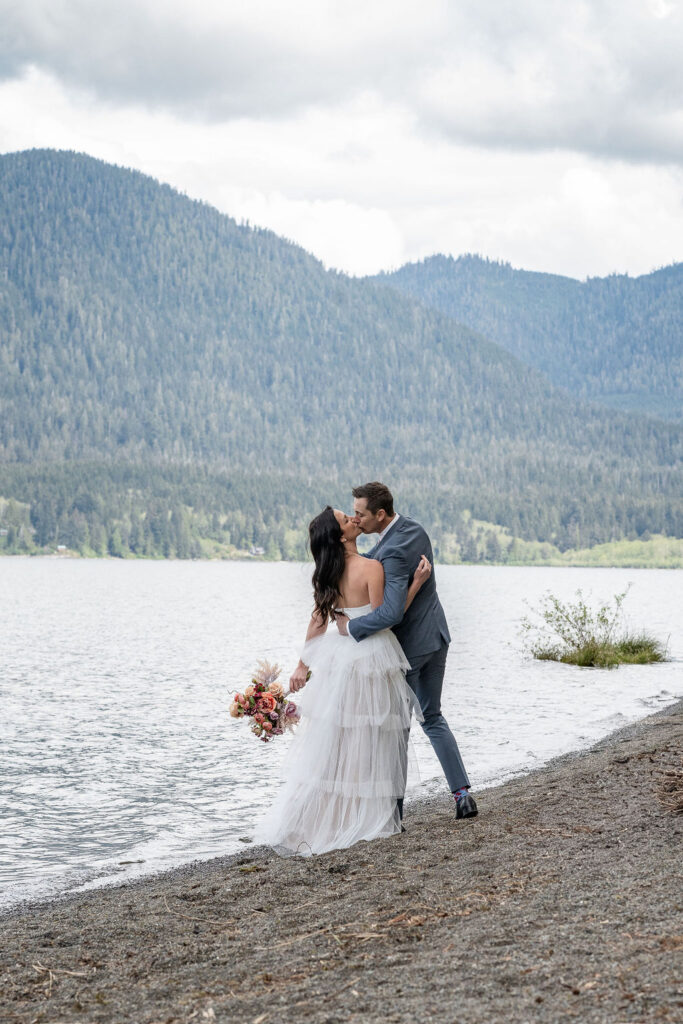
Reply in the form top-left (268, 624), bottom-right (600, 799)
top-left (229, 702), bottom-right (240, 718)
top-left (258, 693), bottom-right (277, 713)
top-left (268, 681), bottom-right (284, 697)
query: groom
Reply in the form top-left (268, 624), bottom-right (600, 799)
top-left (337, 481), bottom-right (477, 821)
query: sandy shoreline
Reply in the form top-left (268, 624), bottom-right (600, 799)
top-left (2, 700), bottom-right (682, 1023)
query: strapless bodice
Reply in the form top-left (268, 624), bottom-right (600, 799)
top-left (336, 603), bottom-right (372, 619)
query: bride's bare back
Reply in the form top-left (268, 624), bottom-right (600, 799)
top-left (338, 554), bottom-right (384, 610)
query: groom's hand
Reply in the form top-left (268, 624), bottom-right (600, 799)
top-left (289, 662), bottom-right (309, 692)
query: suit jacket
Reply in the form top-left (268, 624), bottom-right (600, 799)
top-left (347, 516), bottom-right (450, 662)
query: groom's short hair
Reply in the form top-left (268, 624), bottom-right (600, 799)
top-left (352, 482), bottom-right (395, 517)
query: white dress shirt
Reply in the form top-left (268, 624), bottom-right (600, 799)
top-left (374, 512), bottom-right (400, 548)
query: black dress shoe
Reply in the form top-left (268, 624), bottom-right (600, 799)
top-left (455, 792), bottom-right (478, 819)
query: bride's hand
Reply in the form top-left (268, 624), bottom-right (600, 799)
top-left (414, 554), bottom-right (432, 588)
top-left (336, 613), bottom-right (350, 636)
top-left (289, 662), bottom-right (309, 692)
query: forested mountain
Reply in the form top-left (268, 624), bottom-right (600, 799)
top-left (0, 149), bottom-right (681, 559)
top-left (374, 255), bottom-right (683, 421)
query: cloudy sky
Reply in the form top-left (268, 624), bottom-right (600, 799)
top-left (1, 0), bottom-right (682, 278)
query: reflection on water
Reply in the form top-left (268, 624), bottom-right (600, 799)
top-left (1, 558), bottom-right (680, 908)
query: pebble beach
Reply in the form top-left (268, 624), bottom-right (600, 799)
top-left (1, 700), bottom-right (681, 1023)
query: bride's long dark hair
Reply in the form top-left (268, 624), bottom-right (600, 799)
top-left (309, 506), bottom-right (345, 623)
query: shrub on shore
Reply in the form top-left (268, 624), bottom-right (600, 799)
top-left (522, 587), bottom-right (668, 668)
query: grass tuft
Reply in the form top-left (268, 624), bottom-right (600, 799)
top-left (522, 590), bottom-right (669, 669)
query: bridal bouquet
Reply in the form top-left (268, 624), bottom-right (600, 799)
top-left (229, 659), bottom-right (302, 742)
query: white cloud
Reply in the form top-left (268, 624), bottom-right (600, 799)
top-left (228, 191), bottom-right (406, 275)
top-left (0, 4), bottom-right (682, 278)
top-left (2, 1), bottom-right (683, 162)
top-left (416, 2), bottom-right (683, 164)
top-left (0, 0), bottom-right (438, 118)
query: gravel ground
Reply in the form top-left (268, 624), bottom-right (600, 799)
top-left (2, 701), bottom-right (682, 1024)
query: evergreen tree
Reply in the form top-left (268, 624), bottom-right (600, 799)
top-left (0, 149), bottom-right (680, 558)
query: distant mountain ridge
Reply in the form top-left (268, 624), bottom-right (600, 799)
top-left (0, 149), bottom-right (681, 557)
top-left (373, 255), bottom-right (683, 421)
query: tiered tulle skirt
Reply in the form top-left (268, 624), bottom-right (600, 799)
top-left (255, 628), bottom-right (417, 856)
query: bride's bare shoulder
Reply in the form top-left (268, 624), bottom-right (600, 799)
top-left (360, 557), bottom-right (384, 581)
top-left (346, 554), bottom-right (382, 584)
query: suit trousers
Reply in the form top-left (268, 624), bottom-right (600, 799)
top-left (401, 643), bottom-right (470, 801)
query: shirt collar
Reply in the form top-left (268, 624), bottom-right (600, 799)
top-left (376, 512), bottom-right (400, 544)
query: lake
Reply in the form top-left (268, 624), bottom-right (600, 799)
top-left (1, 558), bottom-right (680, 910)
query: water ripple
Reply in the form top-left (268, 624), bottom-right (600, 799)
top-left (1, 559), bottom-right (680, 908)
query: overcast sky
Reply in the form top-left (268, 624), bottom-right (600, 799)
top-left (1, 0), bottom-right (682, 278)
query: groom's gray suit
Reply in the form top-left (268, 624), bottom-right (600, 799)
top-left (348, 515), bottom-right (470, 794)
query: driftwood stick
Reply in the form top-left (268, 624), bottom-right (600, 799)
top-left (32, 963), bottom-right (91, 978)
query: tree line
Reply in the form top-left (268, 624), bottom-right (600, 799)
top-left (377, 254), bottom-right (683, 421)
top-left (0, 149), bottom-right (680, 558)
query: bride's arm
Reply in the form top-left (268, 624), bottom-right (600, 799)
top-left (367, 555), bottom-right (431, 612)
top-left (289, 611), bottom-right (328, 692)
top-left (404, 554), bottom-right (432, 611)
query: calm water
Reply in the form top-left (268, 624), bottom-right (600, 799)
top-left (1, 559), bottom-right (680, 909)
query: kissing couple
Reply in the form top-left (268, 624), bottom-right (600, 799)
top-left (256, 481), bottom-right (476, 856)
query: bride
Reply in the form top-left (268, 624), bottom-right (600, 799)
top-left (256, 506), bottom-right (430, 856)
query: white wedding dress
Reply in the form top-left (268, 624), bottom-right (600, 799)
top-left (255, 605), bottom-right (419, 856)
